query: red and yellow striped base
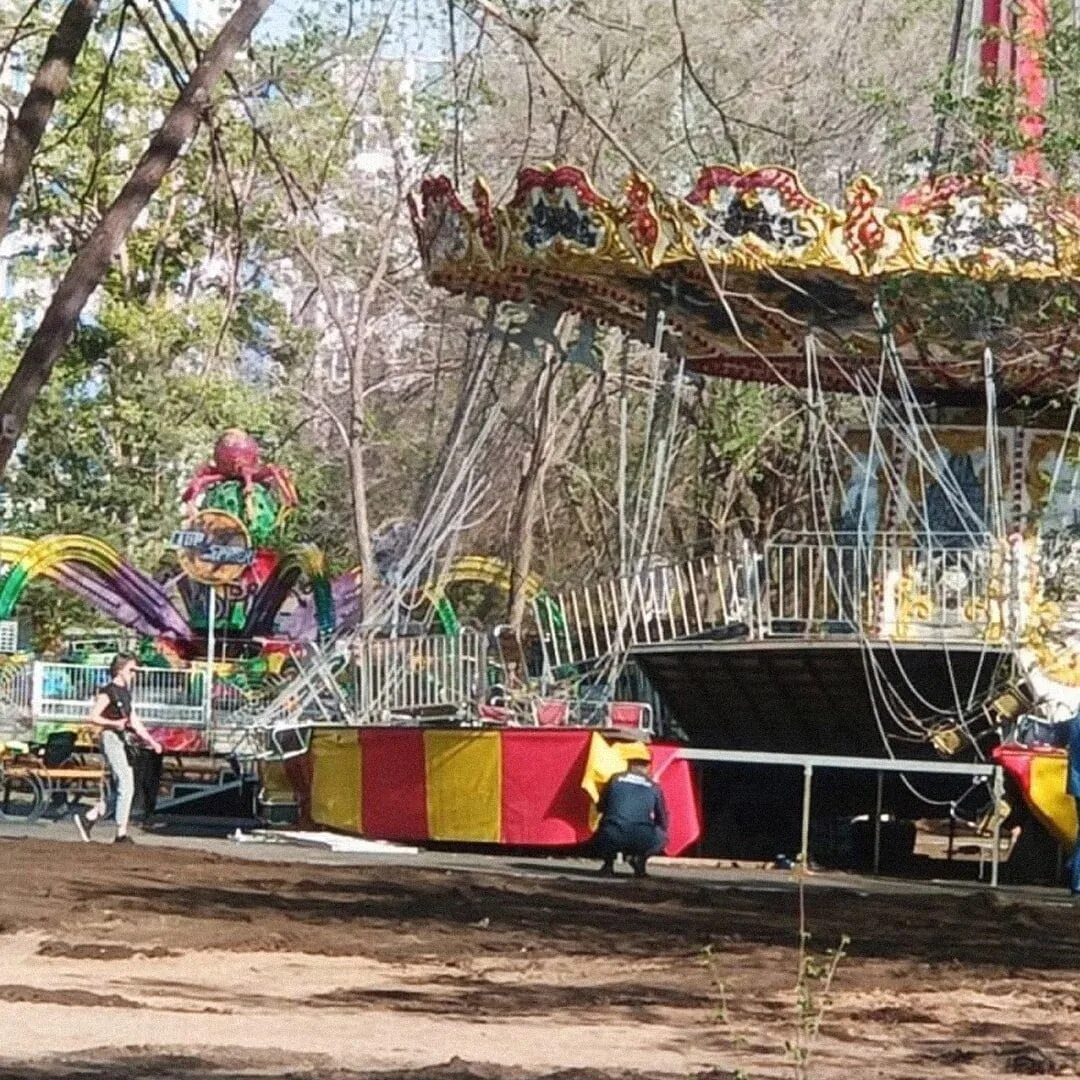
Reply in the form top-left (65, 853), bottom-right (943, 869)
top-left (994, 745), bottom-right (1078, 847)
top-left (267, 727), bottom-right (702, 854)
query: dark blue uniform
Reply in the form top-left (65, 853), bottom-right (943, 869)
top-left (596, 769), bottom-right (668, 864)
top-left (1068, 714), bottom-right (1080, 895)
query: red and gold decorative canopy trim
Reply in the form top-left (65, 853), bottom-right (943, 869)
top-left (408, 164), bottom-right (1080, 400)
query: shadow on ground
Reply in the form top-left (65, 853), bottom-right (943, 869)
top-left (3, 836), bottom-right (1080, 972)
top-left (0, 1054), bottom-right (739, 1080)
top-left (82, 869), bottom-right (1080, 971)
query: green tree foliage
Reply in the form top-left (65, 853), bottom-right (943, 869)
top-left (0, 3), bottom-right (352, 585)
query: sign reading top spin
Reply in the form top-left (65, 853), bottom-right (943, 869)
top-left (171, 509), bottom-right (254, 586)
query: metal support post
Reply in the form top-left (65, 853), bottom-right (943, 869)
top-left (991, 765), bottom-right (1004, 889)
top-left (29, 660), bottom-right (43, 720)
top-left (800, 763), bottom-right (813, 870)
top-left (873, 770), bottom-right (884, 875)
top-left (675, 748), bottom-right (1005, 888)
top-left (203, 586), bottom-right (216, 734)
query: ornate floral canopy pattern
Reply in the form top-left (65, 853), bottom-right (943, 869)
top-left (409, 164), bottom-right (1080, 401)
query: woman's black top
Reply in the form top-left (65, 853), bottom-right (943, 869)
top-left (97, 682), bottom-right (132, 726)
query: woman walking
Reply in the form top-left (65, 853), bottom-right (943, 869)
top-left (74, 654), bottom-right (162, 844)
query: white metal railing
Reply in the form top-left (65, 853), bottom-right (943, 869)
top-left (534, 549), bottom-right (754, 669)
top-left (535, 536), bottom-right (1016, 660)
top-left (32, 662), bottom-right (208, 728)
top-left (763, 534), bottom-right (1010, 642)
top-left (0, 660), bottom-right (32, 717)
top-left (351, 630), bottom-right (487, 720)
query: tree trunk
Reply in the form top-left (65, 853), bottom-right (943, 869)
top-left (0, 0), bottom-right (100, 244)
top-left (349, 419), bottom-right (376, 614)
top-left (0, 0), bottom-right (274, 476)
top-left (507, 356), bottom-right (605, 634)
top-left (347, 221), bottom-right (396, 619)
top-left (507, 354), bottom-right (563, 634)
top-left (506, 466), bottom-right (543, 634)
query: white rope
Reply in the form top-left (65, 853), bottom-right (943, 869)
top-left (874, 314), bottom-right (987, 544)
top-left (1045, 375), bottom-right (1080, 531)
top-left (798, 314), bottom-right (1006, 772)
top-left (983, 346), bottom-right (1007, 541)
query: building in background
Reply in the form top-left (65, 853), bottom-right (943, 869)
top-left (170, 0), bottom-right (229, 30)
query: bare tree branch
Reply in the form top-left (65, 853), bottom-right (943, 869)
top-left (471, 0), bottom-right (649, 175)
top-left (671, 0), bottom-right (741, 161)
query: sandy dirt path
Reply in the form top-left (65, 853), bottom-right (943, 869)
top-left (0, 835), bottom-right (1078, 1078)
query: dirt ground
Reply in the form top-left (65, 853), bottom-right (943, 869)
top-left (0, 836), bottom-right (1078, 1079)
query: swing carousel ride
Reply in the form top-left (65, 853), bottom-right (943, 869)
top-left (408, 0), bottom-right (1080, 855)
top-left (7, 0), bottom-right (1080, 868)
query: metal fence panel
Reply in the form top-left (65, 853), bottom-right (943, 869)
top-left (350, 630), bottom-right (487, 720)
top-left (762, 534), bottom-right (1007, 642)
top-left (534, 551), bottom-right (752, 669)
top-left (536, 536), bottom-right (1012, 666)
top-left (34, 662), bottom-right (205, 728)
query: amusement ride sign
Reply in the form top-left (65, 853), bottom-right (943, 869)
top-left (171, 509), bottom-right (254, 587)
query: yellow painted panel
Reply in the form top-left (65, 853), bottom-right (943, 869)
top-left (424, 730), bottom-right (501, 842)
top-left (259, 760), bottom-right (295, 805)
top-left (310, 729), bottom-right (362, 833)
top-left (1029, 755), bottom-right (1078, 847)
top-left (581, 732), bottom-right (629, 803)
top-left (580, 733), bottom-right (651, 827)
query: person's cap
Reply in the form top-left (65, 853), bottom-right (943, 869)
top-left (622, 743), bottom-right (652, 763)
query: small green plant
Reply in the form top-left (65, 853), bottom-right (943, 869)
top-left (701, 943), bottom-right (730, 1025)
top-left (786, 930), bottom-right (850, 1080)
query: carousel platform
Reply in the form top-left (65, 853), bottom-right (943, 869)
top-left (632, 637), bottom-right (1009, 856)
top-left (634, 638), bottom-right (1007, 757)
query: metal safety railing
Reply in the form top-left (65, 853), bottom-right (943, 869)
top-left (350, 629), bottom-right (487, 721)
top-left (532, 534), bottom-right (1018, 664)
top-left (31, 662), bottom-right (208, 728)
top-left (678, 747), bottom-right (1007, 886)
top-left (1, 634), bottom-right (490, 757)
top-left (0, 660), bottom-right (32, 719)
top-left (763, 533), bottom-right (1011, 642)
top-left (534, 549), bottom-right (756, 670)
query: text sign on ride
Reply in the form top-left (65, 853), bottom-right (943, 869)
top-left (170, 509), bottom-right (253, 587)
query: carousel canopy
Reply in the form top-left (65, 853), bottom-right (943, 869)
top-left (410, 164), bottom-right (1080, 404)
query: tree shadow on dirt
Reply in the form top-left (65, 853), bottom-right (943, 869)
top-left (69, 864), bottom-right (1080, 972)
top-left (311, 978), bottom-right (707, 1020)
top-left (87, 974), bottom-right (710, 1023)
top-left (0, 1055), bottom-right (739, 1080)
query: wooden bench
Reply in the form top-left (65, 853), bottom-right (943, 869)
top-left (0, 755), bottom-right (104, 823)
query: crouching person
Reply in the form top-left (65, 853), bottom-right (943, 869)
top-left (595, 744), bottom-right (668, 877)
